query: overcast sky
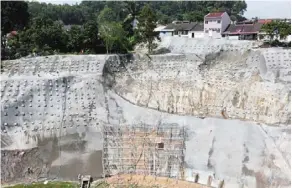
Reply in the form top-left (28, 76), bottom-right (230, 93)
top-left (36, 0), bottom-right (291, 19)
top-left (244, 0), bottom-right (291, 19)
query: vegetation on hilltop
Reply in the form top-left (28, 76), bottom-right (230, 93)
top-left (260, 20), bottom-right (291, 41)
top-left (136, 5), bottom-right (161, 53)
top-left (26, 1), bottom-right (248, 25)
top-left (1, 1), bottom-right (249, 60)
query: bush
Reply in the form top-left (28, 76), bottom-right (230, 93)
top-left (151, 47), bottom-right (171, 55)
top-left (270, 39), bottom-right (281, 47)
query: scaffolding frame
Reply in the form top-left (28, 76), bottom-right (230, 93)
top-left (102, 123), bottom-right (186, 179)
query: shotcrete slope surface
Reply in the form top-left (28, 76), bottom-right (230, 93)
top-left (1, 38), bottom-right (291, 188)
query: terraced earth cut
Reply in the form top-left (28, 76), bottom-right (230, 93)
top-left (1, 37), bottom-right (291, 188)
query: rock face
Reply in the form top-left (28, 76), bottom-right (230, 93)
top-left (1, 38), bottom-right (291, 188)
top-left (106, 49), bottom-right (291, 125)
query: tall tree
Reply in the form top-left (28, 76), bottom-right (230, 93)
top-left (136, 4), bottom-right (160, 54)
top-left (97, 7), bottom-right (118, 24)
top-left (66, 25), bottom-right (84, 52)
top-left (1, 1), bottom-right (30, 60)
top-left (82, 20), bottom-right (101, 53)
top-left (98, 7), bottom-right (128, 53)
top-left (1, 1), bottom-right (30, 35)
top-left (99, 22), bottom-right (127, 53)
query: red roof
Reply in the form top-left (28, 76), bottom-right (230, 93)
top-left (205, 12), bottom-right (225, 18)
top-left (7, 31), bottom-right (17, 39)
top-left (10, 31), bottom-right (17, 35)
top-left (257, 19), bottom-right (273, 24)
top-left (223, 23), bottom-right (263, 35)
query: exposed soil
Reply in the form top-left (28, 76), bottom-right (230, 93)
top-left (105, 174), bottom-right (210, 188)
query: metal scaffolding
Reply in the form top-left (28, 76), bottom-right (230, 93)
top-left (102, 123), bottom-right (186, 179)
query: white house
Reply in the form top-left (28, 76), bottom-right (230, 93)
top-left (204, 12), bottom-right (231, 38)
top-left (154, 25), bottom-right (169, 38)
top-left (158, 21), bottom-right (204, 38)
top-left (188, 23), bottom-right (204, 38)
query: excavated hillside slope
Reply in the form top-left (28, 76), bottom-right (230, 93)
top-left (1, 38), bottom-right (291, 188)
top-left (105, 49), bottom-right (290, 125)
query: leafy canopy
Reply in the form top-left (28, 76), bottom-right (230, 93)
top-left (261, 21), bottom-right (291, 40)
top-left (98, 7), bottom-right (128, 53)
top-left (1, 1), bottom-right (29, 35)
top-left (136, 4), bottom-right (160, 53)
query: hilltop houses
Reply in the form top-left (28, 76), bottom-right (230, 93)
top-left (155, 11), bottom-right (291, 41)
top-left (158, 21), bottom-right (204, 38)
top-left (222, 20), bottom-right (263, 40)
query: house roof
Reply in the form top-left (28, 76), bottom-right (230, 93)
top-left (257, 19), bottom-right (273, 24)
top-left (10, 31), bottom-right (17, 35)
top-left (164, 22), bottom-right (197, 31)
top-left (190, 23), bottom-right (204, 31)
top-left (257, 18), bottom-right (291, 23)
top-left (223, 23), bottom-right (263, 34)
top-left (6, 31), bottom-right (17, 38)
top-left (205, 12), bottom-right (225, 18)
top-left (163, 22), bottom-right (203, 31)
top-left (154, 25), bottom-right (166, 32)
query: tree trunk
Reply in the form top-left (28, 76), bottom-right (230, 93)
top-left (106, 41), bottom-right (109, 54)
top-left (148, 40), bottom-right (152, 54)
top-left (269, 34), bottom-right (274, 42)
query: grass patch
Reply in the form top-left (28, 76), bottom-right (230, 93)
top-left (93, 181), bottom-right (110, 188)
top-left (6, 182), bottom-right (78, 188)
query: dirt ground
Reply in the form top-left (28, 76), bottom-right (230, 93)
top-left (104, 174), bottom-right (211, 188)
top-left (1, 148), bottom-right (48, 185)
top-left (4, 175), bottom-right (210, 188)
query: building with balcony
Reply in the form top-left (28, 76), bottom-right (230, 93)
top-left (204, 12), bottom-right (231, 38)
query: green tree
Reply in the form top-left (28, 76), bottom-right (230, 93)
top-left (97, 7), bottom-right (118, 24)
top-left (11, 16), bottom-right (68, 55)
top-left (261, 21), bottom-right (278, 41)
top-left (183, 12), bottom-right (204, 22)
top-left (261, 21), bottom-right (291, 41)
top-left (98, 7), bottom-right (128, 53)
top-left (82, 20), bottom-right (101, 53)
top-left (99, 22), bottom-right (127, 53)
top-left (5, 27), bottom-right (34, 59)
top-left (67, 25), bottom-right (84, 52)
top-left (1, 1), bottom-right (29, 35)
top-left (32, 18), bottom-right (68, 53)
top-left (1, 1), bottom-right (30, 60)
top-left (27, 1), bottom-right (248, 28)
top-left (277, 21), bottom-right (291, 40)
top-left (136, 4), bottom-right (160, 54)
